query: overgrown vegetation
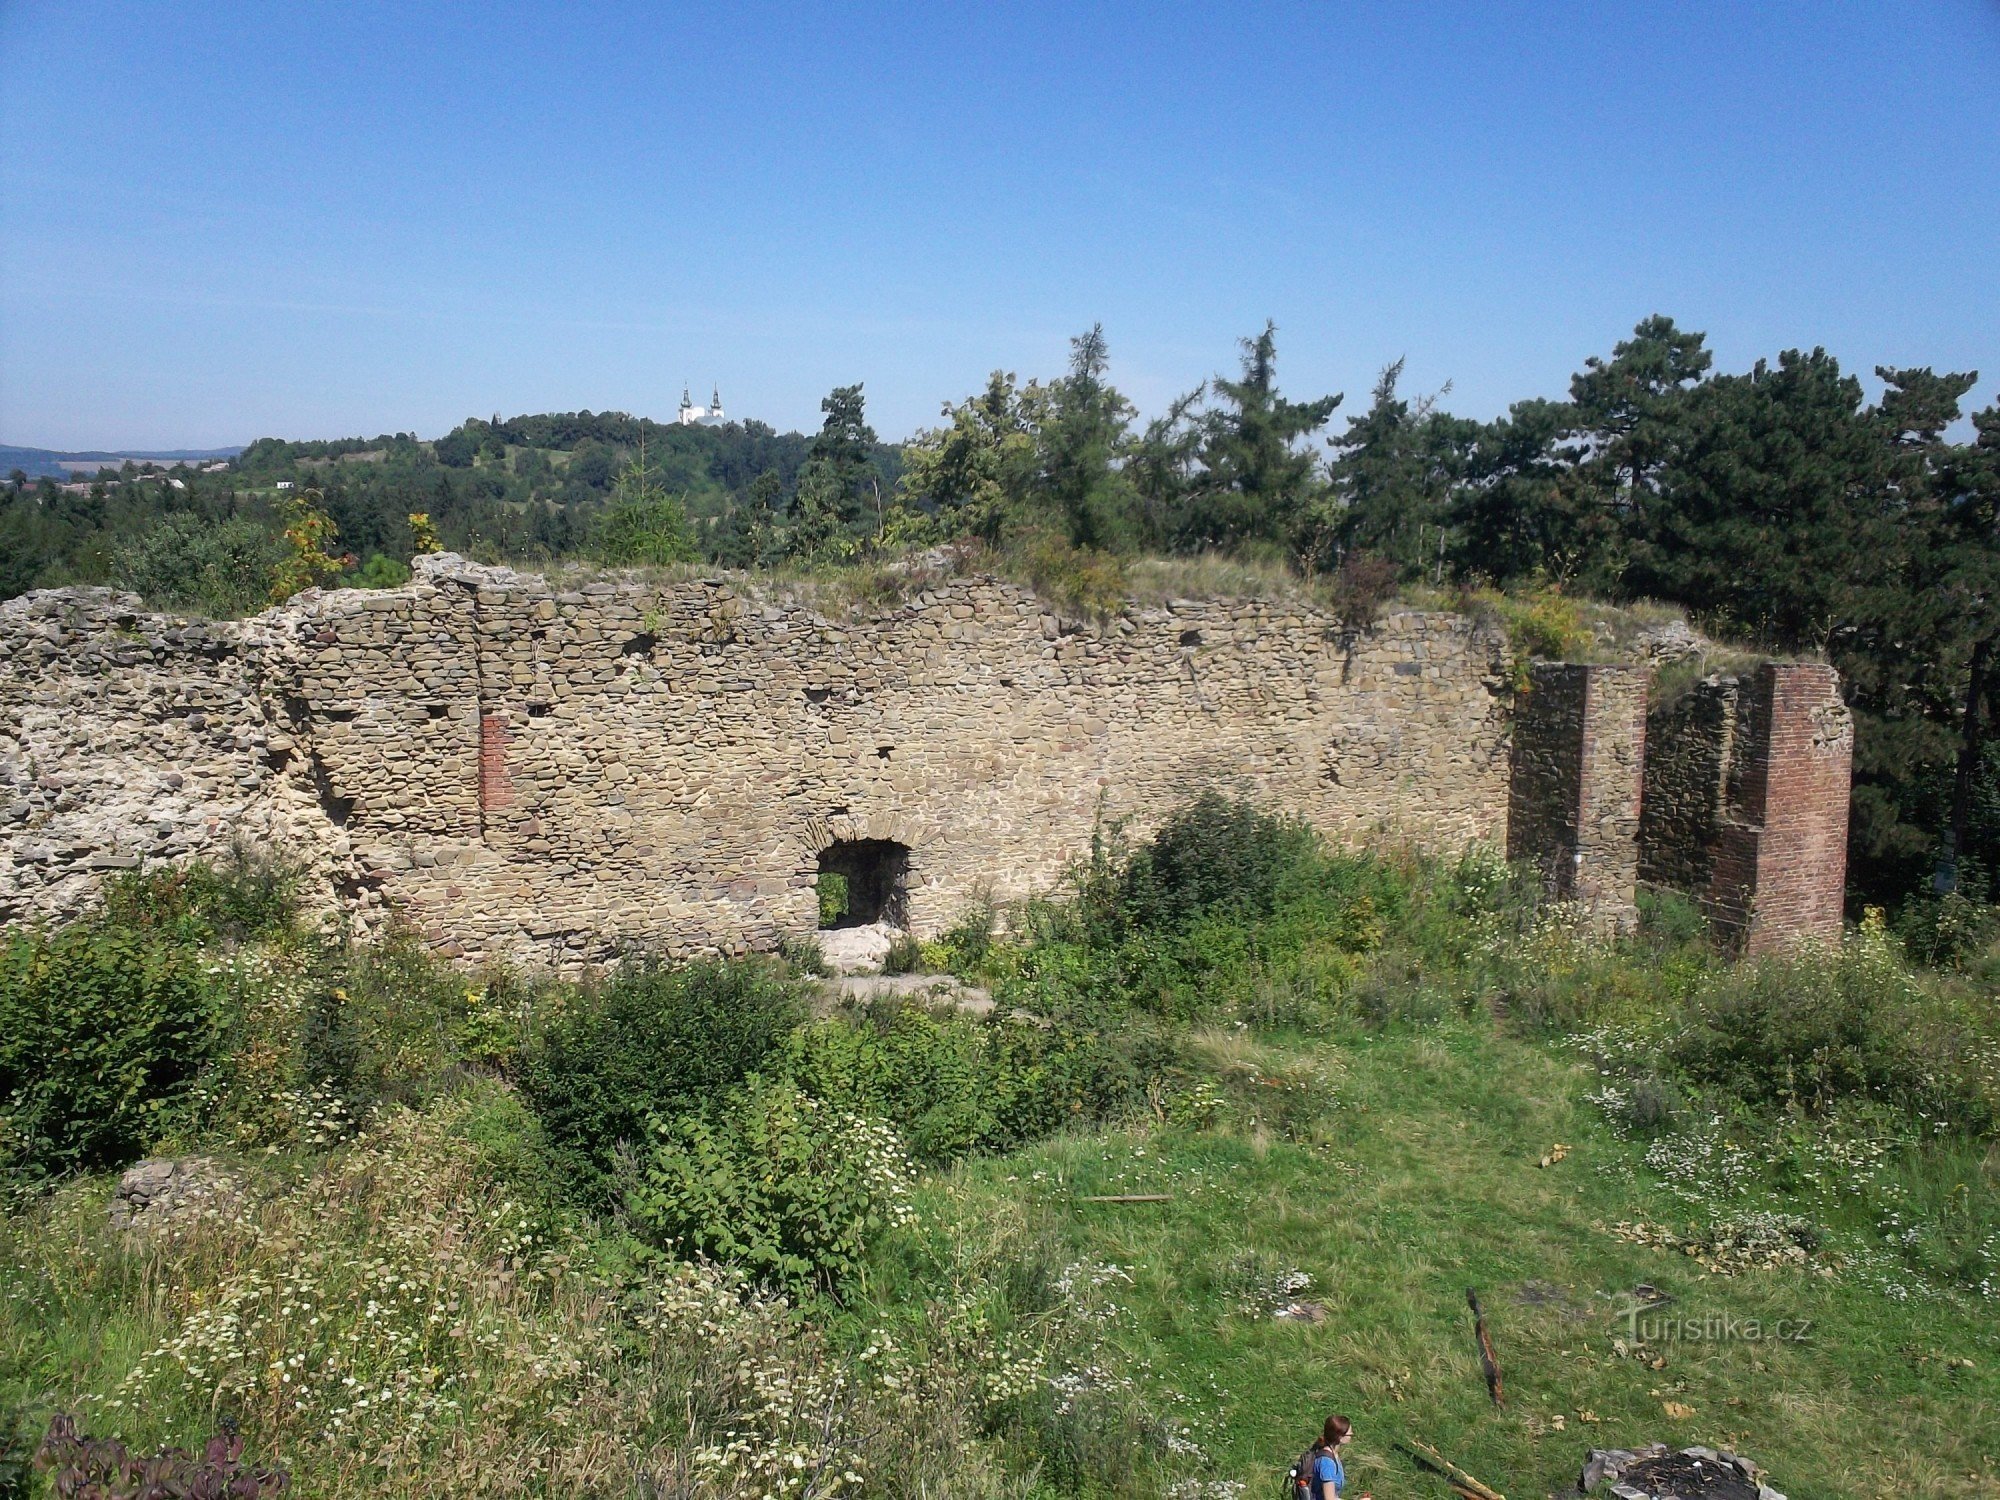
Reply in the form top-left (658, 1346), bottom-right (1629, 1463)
top-left (3, 796), bottom-right (1998, 1496)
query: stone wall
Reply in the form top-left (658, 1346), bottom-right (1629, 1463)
top-left (1638, 663), bottom-right (1852, 952)
top-left (1638, 676), bottom-right (1740, 897)
top-left (1506, 664), bottom-right (1647, 930)
top-left (1, 557), bottom-right (1514, 964)
top-left (0, 561), bottom-right (1855, 962)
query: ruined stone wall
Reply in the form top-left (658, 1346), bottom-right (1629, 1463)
top-left (2, 558), bottom-right (1514, 964)
top-left (1506, 664), bottom-right (1647, 930)
top-left (1711, 663), bottom-right (1853, 954)
top-left (1638, 677), bottom-right (1740, 896)
top-left (1637, 663), bottom-right (1851, 952)
top-left (0, 562), bottom-right (1858, 962)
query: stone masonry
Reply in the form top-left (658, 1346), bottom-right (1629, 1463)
top-left (1641, 663), bottom-right (1853, 954)
top-left (1508, 664), bottom-right (1648, 931)
top-left (0, 558), bottom-right (1852, 963)
top-left (0, 557), bottom-right (1514, 965)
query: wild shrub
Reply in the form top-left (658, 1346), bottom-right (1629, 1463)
top-left (1015, 533), bottom-right (1129, 622)
top-left (98, 851), bottom-right (300, 947)
top-left (33, 1413), bottom-right (288, 1497)
top-left (1670, 923), bottom-right (1999, 1131)
top-left (1324, 549), bottom-right (1400, 627)
top-left (792, 999), bottom-right (1178, 1164)
top-left (630, 1075), bottom-right (916, 1300)
top-left (1117, 792), bottom-right (1319, 932)
top-left (1895, 890), bottom-right (1998, 972)
top-left (516, 956), bottom-right (806, 1199)
top-left (111, 513), bottom-right (285, 618)
top-left (0, 924), bottom-right (220, 1180)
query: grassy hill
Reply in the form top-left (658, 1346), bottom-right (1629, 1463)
top-left (2, 800), bottom-right (1996, 1497)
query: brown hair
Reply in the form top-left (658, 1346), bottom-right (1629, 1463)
top-left (1319, 1415), bottom-right (1352, 1448)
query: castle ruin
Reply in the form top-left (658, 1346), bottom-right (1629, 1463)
top-left (0, 556), bottom-right (1852, 964)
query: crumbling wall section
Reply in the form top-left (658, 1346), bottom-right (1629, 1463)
top-left (1506, 663), bottom-right (1647, 929)
top-left (1637, 663), bottom-right (1851, 952)
top-left (2, 559), bottom-right (1515, 964)
top-left (1710, 662), bottom-right (1853, 953)
top-left (0, 564), bottom-right (1854, 962)
top-left (1638, 676), bottom-right (1740, 896)
top-left (0, 589), bottom-right (354, 929)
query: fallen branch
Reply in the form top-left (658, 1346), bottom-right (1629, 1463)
top-left (1467, 1287), bottom-right (1504, 1406)
top-left (1075, 1193), bottom-right (1172, 1204)
top-left (1399, 1440), bottom-right (1506, 1500)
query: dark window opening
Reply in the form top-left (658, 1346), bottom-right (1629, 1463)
top-left (816, 838), bottom-right (910, 929)
top-left (1179, 629), bottom-right (1203, 648)
top-left (876, 745), bottom-right (894, 760)
top-left (622, 632), bottom-right (657, 656)
top-left (527, 702), bottom-right (552, 718)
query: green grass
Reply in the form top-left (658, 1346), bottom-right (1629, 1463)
top-left (912, 1020), bottom-right (2000, 1499)
top-left (7, 829), bottom-right (2000, 1498)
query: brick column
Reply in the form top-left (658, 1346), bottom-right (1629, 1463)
top-left (1711, 662), bottom-right (1851, 954)
top-left (1507, 663), bottom-right (1647, 930)
top-left (479, 712), bottom-right (514, 817)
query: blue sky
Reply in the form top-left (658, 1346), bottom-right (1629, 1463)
top-left (3, 0), bottom-right (1998, 448)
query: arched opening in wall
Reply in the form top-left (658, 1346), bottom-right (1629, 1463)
top-left (816, 839), bottom-right (910, 930)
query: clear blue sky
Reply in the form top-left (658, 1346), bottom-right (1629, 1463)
top-left (4, 0), bottom-right (1998, 449)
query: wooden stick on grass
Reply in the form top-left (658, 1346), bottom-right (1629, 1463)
top-left (1400, 1440), bottom-right (1506, 1500)
top-left (1075, 1193), bottom-right (1172, 1204)
top-left (1467, 1287), bottom-right (1505, 1407)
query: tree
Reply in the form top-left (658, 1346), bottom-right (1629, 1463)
top-left (593, 444), bottom-right (696, 566)
top-left (1568, 314), bottom-right (1712, 502)
top-left (784, 457), bottom-right (859, 566)
top-left (269, 489), bottom-right (354, 602)
top-left (805, 384), bottom-right (880, 539)
top-left (1449, 399), bottom-right (1605, 585)
top-left (1314, 359), bottom-right (1477, 580)
top-left (1175, 322), bottom-right (1341, 552)
top-left (896, 371), bottom-right (1040, 543)
top-left (1037, 324), bottom-right (1138, 549)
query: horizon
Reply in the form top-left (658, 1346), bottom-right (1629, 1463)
top-left (4, 1), bottom-right (2000, 450)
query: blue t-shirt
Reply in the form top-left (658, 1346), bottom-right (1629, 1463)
top-left (1312, 1452), bottom-right (1344, 1495)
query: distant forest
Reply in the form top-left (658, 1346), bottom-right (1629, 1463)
top-left (5, 318), bottom-right (2000, 914)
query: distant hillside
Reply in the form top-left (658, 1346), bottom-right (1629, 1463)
top-left (1, 444), bottom-right (243, 479)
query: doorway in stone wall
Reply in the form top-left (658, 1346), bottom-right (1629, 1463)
top-left (815, 838), bottom-right (911, 930)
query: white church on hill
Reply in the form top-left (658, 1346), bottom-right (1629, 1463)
top-left (676, 386), bottom-right (726, 426)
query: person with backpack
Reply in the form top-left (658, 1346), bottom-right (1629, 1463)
top-left (1290, 1414), bottom-right (1368, 1500)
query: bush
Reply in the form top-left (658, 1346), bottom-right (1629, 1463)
top-left (33, 1413), bottom-right (288, 1498)
top-left (1670, 925), bottom-right (1998, 1131)
top-left (789, 1007), bottom-right (993, 1163)
top-left (1117, 793), bottom-right (1320, 933)
top-left (111, 514), bottom-right (284, 617)
top-left (0, 924), bottom-right (220, 1180)
top-left (1896, 891), bottom-right (1998, 972)
top-left (516, 956), bottom-right (806, 1199)
top-left (629, 1075), bottom-right (915, 1300)
top-left (1325, 550), bottom-right (1400, 628)
top-left (1018, 533), bottom-right (1128, 622)
top-left (98, 851), bottom-right (300, 946)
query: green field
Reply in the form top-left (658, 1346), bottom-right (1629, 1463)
top-left (3, 806), bottom-right (1998, 1498)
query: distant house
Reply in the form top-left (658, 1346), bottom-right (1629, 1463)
top-left (275, 481), bottom-right (295, 490)
top-left (202, 461), bottom-right (230, 473)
